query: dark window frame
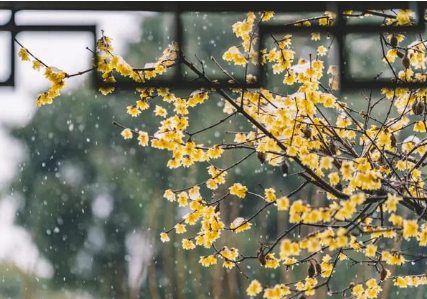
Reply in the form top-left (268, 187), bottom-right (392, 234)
top-left (0, 1), bottom-right (425, 90)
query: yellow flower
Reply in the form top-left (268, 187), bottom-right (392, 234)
top-left (137, 131), bottom-right (149, 146)
top-left (222, 46), bottom-right (247, 66)
top-left (382, 251), bottom-right (403, 265)
top-left (189, 186), bottom-right (201, 200)
top-left (264, 253), bottom-right (280, 269)
top-left (178, 192), bottom-right (189, 207)
top-left (154, 105), bottom-right (167, 118)
top-left (396, 9), bottom-right (412, 25)
top-left (307, 238), bottom-right (321, 252)
top-left (230, 217), bottom-right (252, 232)
top-left (121, 128), bottom-right (133, 139)
top-left (18, 48), bottom-right (30, 61)
top-left (199, 255), bottom-right (217, 267)
top-left (335, 201), bottom-right (356, 221)
top-left (222, 260), bottom-right (235, 269)
top-left (317, 46), bottom-right (327, 56)
top-left (182, 238), bottom-right (196, 250)
top-left (365, 286), bottom-right (381, 298)
top-left (188, 91), bottom-right (209, 107)
top-left (32, 60), bottom-right (42, 71)
top-left (340, 160), bottom-right (355, 180)
top-left (320, 156), bottom-right (333, 169)
top-left (184, 212), bottom-right (201, 225)
top-left (311, 33), bottom-right (321, 41)
top-left (394, 276), bottom-right (408, 288)
top-left (35, 93), bottom-right (52, 107)
top-left (264, 188), bottom-right (276, 202)
top-left (234, 133), bottom-right (246, 143)
top-left (319, 17), bottom-right (329, 26)
top-left (414, 121), bottom-right (427, 132)
top-left (337, 115), bottom-right (351, 128)
top-left (419, 229), bottom-right (427, 246)
top-left (365, 244), bottom-right (377, 257)
top-left (328, 172), bottom-right (340, 185)
top-left (283, 72), bottom-right (296, 85)
top-left (350, 193), bottom-right (366, 205)
top-left (403, 220), bottom-right (418, 239)
top-left (352, 284), bottom-right (364, 295)
top-left (175, 223), bottom-right (187, 234)
top-left (366, 279), bottom-right (377, 288)
top-left (163, 189), bottom-right (176, 202)
top-left (221, 247), bottom-right (239, 260)
top-left (229, 183), bottom-right (248, 198)
top-left (262, 11), bottom-right (274, 22)
top-left (99, 87), bottom-right (115, 95)
top-left (160, 232), bottom-right (170, 243)
top-left (385, 194), bottom-right (401, 212)
top-left (280, 239), bottom-right (300, 259)
top-left (246, 279), bottom-right (262, 296)
top-left (116, 61), bottom-right (133, 77)
top-left (127, 105), bottom-right (141, 117)
top-left (206, 179), bottom-right (218, 190)
top-left (207, 145), bottom-right (224, 159)
top-left (395, 160), bottom-right (406, 171)
top-left (385, 49), bottom-right (398, 63)
top-left (136, 99), bottom-right (149, 110)
top-left (277, 196), bottom-right (290, 210)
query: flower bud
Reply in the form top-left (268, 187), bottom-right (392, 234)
top-left (380, 268), bottom-right (388, 281)
top-left (302, 125), bottom-right (312, 139)
top-left (308, 262), bottom-right (316, 278)
top-left (315, 263), bottom-right (322, 275)
top-left (257, 152), bottom-right (266, 165)
top-left (280, 160), bottom-right (289, 177)
top-left (402, 51), bottom-right (410, 69)
top-left (390, 34), bottom-right (398, 47)
top-left (412, 100), bottom-right (425, 115)
top-left (391, 133), bottom-right (397, 148)
top-left (257, 248), bottom-right (266, 266)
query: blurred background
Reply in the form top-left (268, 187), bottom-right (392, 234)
top-left (0, 8), bottom-right (426, 299)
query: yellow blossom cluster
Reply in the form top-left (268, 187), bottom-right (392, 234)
top-left (18, 47), bottom-right (67, 106)
top-left (394, 275), bottom-right (427, 288)
top-left (229, 183), bottom-right (248, 198)
top-left (351, 279), bottom-right (383, 299)
top-left (19, 8), bottom-right (427, 299)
